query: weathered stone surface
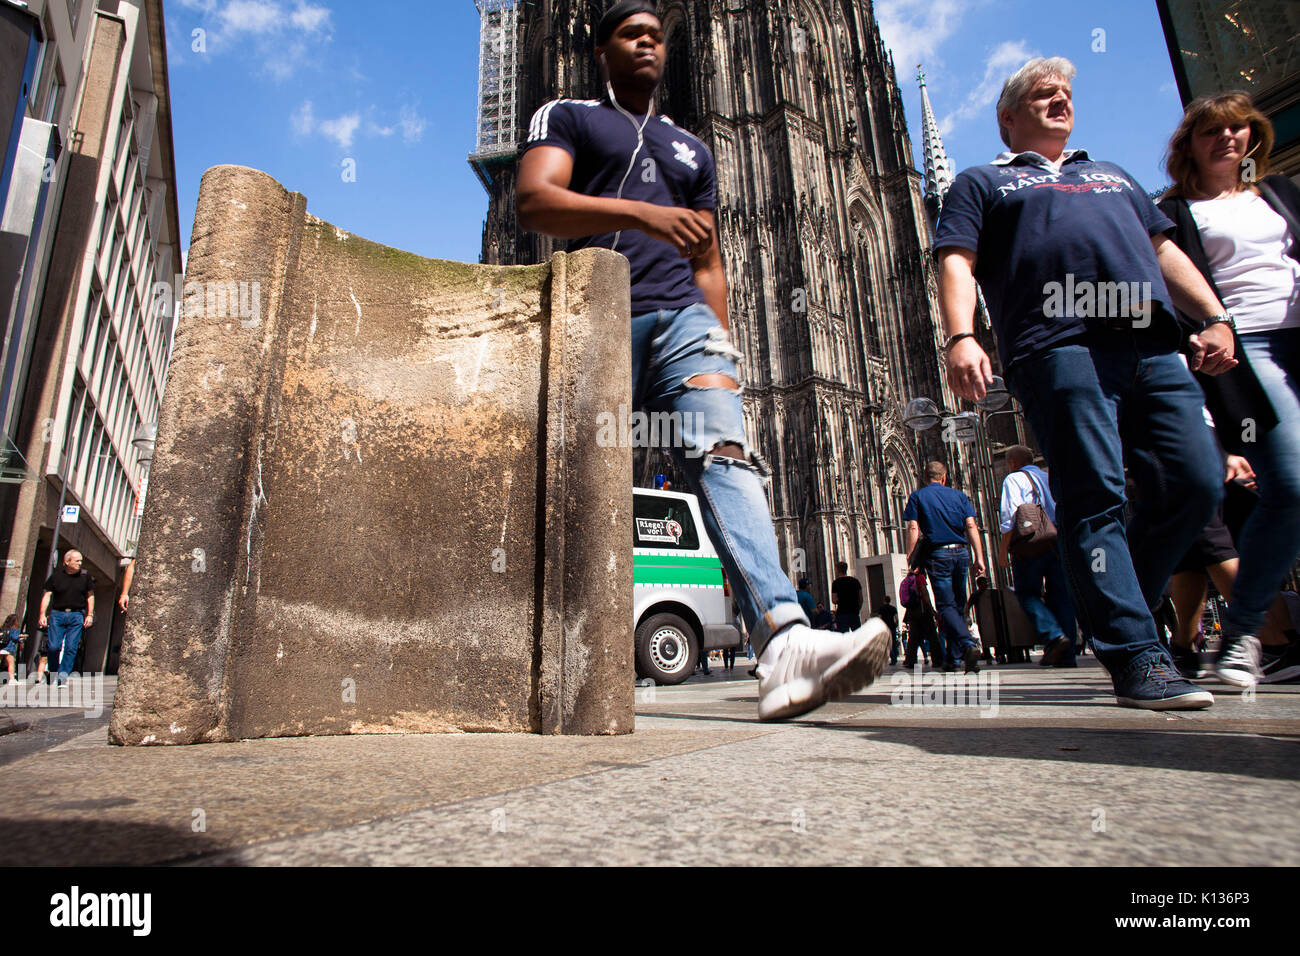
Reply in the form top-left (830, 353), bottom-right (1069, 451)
top-left (109, 165), bottom-right (633, 743)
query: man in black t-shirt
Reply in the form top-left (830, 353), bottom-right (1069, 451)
top-left (831, 562), bottom-right (863, 632)
top-left (516, 1), bottom-right (890, 721)
top-left (39, 550), bottom-right (95, 685)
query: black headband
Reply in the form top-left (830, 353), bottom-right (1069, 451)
top-left (596, 0), bottom-right (659, 47)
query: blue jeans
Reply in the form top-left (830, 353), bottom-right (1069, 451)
top-left (1005, 330), bottom-right (1222, 674)
top-left (46, 610), bottom-right (85, 679)
top-left (1226, 328), bottom-right (1300, 634)
top-left (924, 547), bottom-right (975, 665)
top-left (632, 304), bottom-right (806, 655)
top-left (1011, 549), bottom-right (1076, 662)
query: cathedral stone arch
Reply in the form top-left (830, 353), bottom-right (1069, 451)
top-left (792, 0), bottom-right (845, 133)
top-left (847, 197), bottom-right (888, 356)
top-left (882, 437), bottom-right (919, 551)
top-left (659, 3), bottom-right (698, 131)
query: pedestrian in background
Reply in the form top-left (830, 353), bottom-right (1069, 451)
top-left (811, 602), bottom-right (834, 630)
top-left (999, 445), bottom-right (1076, 667)
top-left (831, 561), bottom-right (863, 632)
top-left (723, 602), bottom-right (740, 673)
top-left (903, 462), bottom-right (986, 673)
top-left (795, 577), bottom-right (817, 622)
top-left (901, 568), bottom-right (939, 669)
top-left (38, 550), bottom-right (95, 686)
top-left (118, 558), bottom-right (134, 612)
top-left (1, 615), bottom-right (20, 684)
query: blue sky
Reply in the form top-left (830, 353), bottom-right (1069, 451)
top-left (163, 0), bottom-right (1184, 266)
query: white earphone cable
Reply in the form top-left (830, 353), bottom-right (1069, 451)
top-left (607, 79), bottom-right (653, 252)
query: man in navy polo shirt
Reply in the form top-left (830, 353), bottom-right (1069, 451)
top-left (516, 0), bottom-right (890, 720)
top-left (934, 57), bottom-right (1238, 709)
top-left (903, 462), bottom-right (986, 673)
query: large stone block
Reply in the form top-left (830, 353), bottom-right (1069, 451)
top-left (109, 165), bottom-right (633, 743)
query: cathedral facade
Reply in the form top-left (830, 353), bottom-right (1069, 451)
top-left (475, 0), bottom-right (980, 596)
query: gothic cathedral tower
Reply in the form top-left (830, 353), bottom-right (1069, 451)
top-left (473, 0), bottom-right (969, 595)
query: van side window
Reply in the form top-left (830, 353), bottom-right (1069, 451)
top-left (632, 494), bottom-right (700, 550)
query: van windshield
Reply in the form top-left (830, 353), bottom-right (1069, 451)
top-left (633, 494), bottom-right (700, 550)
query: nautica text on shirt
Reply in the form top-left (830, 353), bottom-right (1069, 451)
top-left (996, 170), bottom-right (1135, 197)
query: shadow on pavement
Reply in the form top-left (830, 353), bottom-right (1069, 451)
top-left (0, 817), bottom-right (235, 866)
top-left (824, 725), bottom-right (1300, 781)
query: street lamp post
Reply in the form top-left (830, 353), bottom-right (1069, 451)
top-left (131, 421), bottom-right (157, 468)
top-left (128, 422), bottom-right (158, 555)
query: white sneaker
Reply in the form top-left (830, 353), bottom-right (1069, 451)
top-left (1214, 633), bottom-right (1262, 688)
top-left (757, 619), bottom-right (891, 721)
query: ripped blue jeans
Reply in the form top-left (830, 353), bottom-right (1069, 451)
top-left (632, 303), bottom-right (807, 654)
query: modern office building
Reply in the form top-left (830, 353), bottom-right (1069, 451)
top-left (0, 0), bottom-right (180, 674)
top-left (1156, 0), bottom-right (1300, 179)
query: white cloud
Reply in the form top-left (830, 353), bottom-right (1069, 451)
top-left (178, 1), bottom-right (333, 79)
top-left (266, 39), bottom-right (312, 81)
top-left (940, 40), bottom-right (1039, 136)
top-left (220, 0), bottom-right (282, 35)
top-left (290, 3), bottom-right (331, 32)
top-left (290, 100), bottom-right (315, 136)
top-left (398, 105), bottom-right (426, 144)
top-left (318, 113), bottom-right (361, 149)
top-left (874, 0), bottom-right (966, 75)
top-left (294, 101), bottom-right (426, 151)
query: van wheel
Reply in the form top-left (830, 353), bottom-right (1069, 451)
top-left (635, 613), bottom-right (698, 686)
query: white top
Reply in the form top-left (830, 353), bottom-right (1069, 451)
top-left (1189, 190), bottom-right (1300, 335)
top-left (999, 464), bottom-right (1056, 534)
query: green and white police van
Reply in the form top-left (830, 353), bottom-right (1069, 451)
top-left (633, 487), bottom-right (742, 685)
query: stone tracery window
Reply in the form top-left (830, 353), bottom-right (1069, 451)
top-left (660, 8), bottom-right (696, 130)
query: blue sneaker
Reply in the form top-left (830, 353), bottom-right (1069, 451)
top-left (1112, 653), bottom-right (1213, 710)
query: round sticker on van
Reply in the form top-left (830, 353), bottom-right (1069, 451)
top-left (636, 517), bottom-right (684, 545)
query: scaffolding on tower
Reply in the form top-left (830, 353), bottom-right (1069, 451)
top-left (469, 0), bottom-right (520, 192)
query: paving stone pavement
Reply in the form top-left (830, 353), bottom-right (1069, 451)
top-left (0, 659), bottom-right (1296, 865)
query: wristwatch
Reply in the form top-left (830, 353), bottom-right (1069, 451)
top-left (1201, 313), bottom-right (1236, 332)
top-left (943, 332), bottom-right (977, 351)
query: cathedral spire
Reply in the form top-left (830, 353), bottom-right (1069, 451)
top-left (917, 65), bottom-right (955, 208)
